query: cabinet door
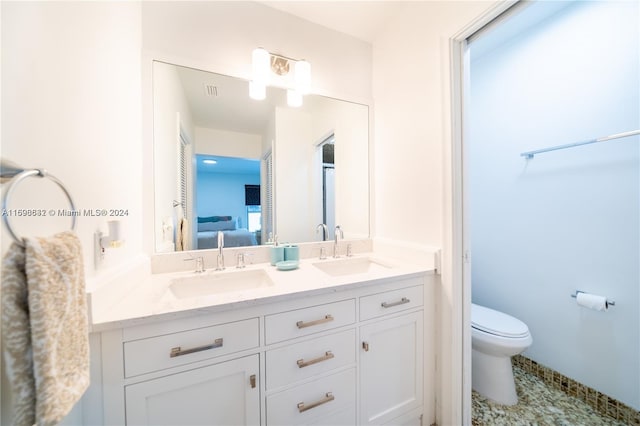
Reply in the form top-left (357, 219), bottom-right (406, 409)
top-left (125, 354), bottom-right (259, 426)
top-left (360, 312), bottom-right (423, 425)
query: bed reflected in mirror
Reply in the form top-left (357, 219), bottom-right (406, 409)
top-left (194, 155), bottom-right (261, 249)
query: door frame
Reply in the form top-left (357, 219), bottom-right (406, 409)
top-left (447, 1), bottom-right (522, 423)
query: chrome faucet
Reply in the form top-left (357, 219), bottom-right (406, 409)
top-left (333, 225), bottom-right (344, 258)
top-left (184, 255), bottom-right (205, 273)
top-left (316, 223), bottom-right (328, 241)
top-left (216, 232), bottom-right (225, 271)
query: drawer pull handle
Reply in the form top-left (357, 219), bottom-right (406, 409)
top-left (296, 314), bottom-right (334, 329)
top-left (381, 297), bottom-right (410, 308)
top-left (297, 392), bottom-right (334, 413)
top-left (297, 351), bottom-right (334, 368)
top-left (250, 374), bottom-right (256, 389)
top-left (170, 338), bottom-right (223, 358)
top-left (362, 341), bottom-right (369, 352)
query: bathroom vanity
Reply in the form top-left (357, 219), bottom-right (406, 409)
top-left (84, 252), bottom-right (435, 426)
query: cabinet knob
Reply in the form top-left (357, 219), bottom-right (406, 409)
top-left (362, 341), bottom-right (369, 352)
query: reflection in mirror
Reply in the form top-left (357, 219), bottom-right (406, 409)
top-left (153, 61), bottom-right (369, 252)
top-left (195, 155), bottom-right (261, 249)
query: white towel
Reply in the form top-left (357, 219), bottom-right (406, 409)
top-left (2, 231), bottom-right (89, 426)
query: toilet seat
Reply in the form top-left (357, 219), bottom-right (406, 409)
top-left (471, 304), bottom-right (529, 338)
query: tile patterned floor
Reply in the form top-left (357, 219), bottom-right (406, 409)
top-left (472, 366), bottom-right (629, 425)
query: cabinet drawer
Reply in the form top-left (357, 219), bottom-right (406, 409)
top-left (266, 368), bottom-right (356, 426)
top-left (265, 299), bottom-right (355, 344)
top-left (124, 318), bottom-right (259, 377)
top-left (266, 329), bottom-right (356, 390)
top-left (360, 285), bottom-right (423, 321)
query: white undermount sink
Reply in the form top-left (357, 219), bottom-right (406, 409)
top-left (169, 269), bottom-right (274, 299)
top-left (312, 256), bottom-right (392, 277)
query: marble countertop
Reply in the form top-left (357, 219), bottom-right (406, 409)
top-left (87, 248), bottom-right (437, 332)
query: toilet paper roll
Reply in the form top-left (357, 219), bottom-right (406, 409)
top-left (576, 292), bottom-right (608, 311)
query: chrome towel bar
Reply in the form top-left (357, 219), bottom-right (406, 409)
top-left (1, 164), bottom-right (77, 247)
top-left (521, 129), bottom-right (640, 159)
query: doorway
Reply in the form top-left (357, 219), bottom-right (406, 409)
top-left (454, 1), bottom-right (640, 423)
top-left (319, 134), bottom-right (336, 234)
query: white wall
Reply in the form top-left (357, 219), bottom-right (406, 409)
top-left (195, 127), bottom-right (262, 159)
top-left (372, 2), bottom-right (495, 424)
top-left (469, 1), bottom-right (639, 409)
top-left (196, 171), bottom-right (260, 225)
top-left (1, 1), bottom-right (142, 423)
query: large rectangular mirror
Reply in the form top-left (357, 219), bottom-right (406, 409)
top-left (153, 61), bottom-right (369, 252)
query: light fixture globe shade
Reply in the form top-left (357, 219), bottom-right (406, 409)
top-left (249, 81), bottom-right (266, 100)
top-left (252, 48), bottom-right (270, 85)
top-left (287, 89), bottom-right (303, 107)
top-left (295, 60), bottom-right (311, 94)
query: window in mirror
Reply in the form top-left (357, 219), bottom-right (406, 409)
top-left (247, 205), bottom-right (262, 233)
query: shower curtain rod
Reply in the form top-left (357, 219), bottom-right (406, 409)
top-left (520, 129), bottom-right (640, 159)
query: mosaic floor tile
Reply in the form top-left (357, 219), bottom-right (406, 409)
top-left (472, 366), bottom-right (628, 425)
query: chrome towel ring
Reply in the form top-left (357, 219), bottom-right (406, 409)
top-left (2, 168), bottom-right (77, 247)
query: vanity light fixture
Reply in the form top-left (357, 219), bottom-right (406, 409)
top-left (249, 47), bottom-right (311, 107)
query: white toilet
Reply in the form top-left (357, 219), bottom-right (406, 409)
top-left (471, 303), bottom-right (532, 405)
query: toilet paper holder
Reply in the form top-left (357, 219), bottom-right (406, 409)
top-left (571, 290), bottom-right (615, 307)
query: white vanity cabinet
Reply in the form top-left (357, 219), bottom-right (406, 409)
top-left (87, 272), bottom-right (433, 426)
top-left (359, 286), bottom-right (424, 425)
top-left (125, 354), bottom-right (260, 425)
top-left (98, 316), bottom-right (261, 426)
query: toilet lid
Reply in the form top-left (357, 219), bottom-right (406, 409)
top-left (471, 304), bottom-right (529, 338)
